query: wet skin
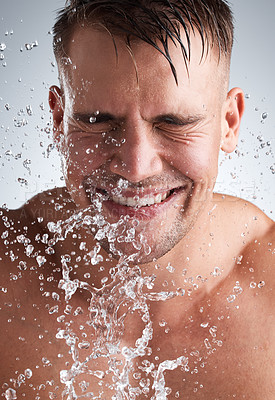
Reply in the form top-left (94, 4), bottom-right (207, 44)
top-left (0, 27), bottom-right (274, 399)
top-left (0, 190), bottom-right (274, 399)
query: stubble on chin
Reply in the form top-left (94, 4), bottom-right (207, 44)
top-left (91, 188), bottom-right (201, 265)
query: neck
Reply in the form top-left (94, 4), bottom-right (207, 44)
top-left (138, 197), bottom-right (225, 295)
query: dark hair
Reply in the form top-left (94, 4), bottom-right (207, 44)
top-left (53, 0), bottom-right (234, 83)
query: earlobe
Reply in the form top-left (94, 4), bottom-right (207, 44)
top-left (221, 87), bottom-right (245, 153)
top-left (49, 85), bottom-right (64, 145)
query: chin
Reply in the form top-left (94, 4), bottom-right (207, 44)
top-left (92, 210), bottom-right (197, 266)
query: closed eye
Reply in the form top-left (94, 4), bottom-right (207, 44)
top-left (153, 114), bottom-right (207, 143)
top-left (69, 112), bottom-right (119, 133)
top-left (153, 113), bottom-right (205, 130)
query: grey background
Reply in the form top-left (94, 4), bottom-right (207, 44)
top-left (0, 0), bottom-right (274, 218)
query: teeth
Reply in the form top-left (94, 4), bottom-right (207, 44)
top-left (161, 192), bottom-right (168, 201)
top-left (111, 191), bottom-right (171, 208)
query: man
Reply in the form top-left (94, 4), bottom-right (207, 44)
top-left (0, 0), bottom-right (274, 399)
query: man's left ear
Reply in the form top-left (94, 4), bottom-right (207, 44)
top-left (221, 87), bottom-right (245, 153)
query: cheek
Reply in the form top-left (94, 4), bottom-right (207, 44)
top-left (62, 136), bottom-right (107, 178)
top-left (167, 139), bottom-right (219, 182)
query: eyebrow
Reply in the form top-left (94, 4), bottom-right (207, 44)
top-left (71, 112), bottom-right (205, 126)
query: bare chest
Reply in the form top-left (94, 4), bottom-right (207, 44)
top-left (1, 285), bottom-right (274, 400)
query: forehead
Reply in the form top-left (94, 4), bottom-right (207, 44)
top-left (61, 26), bottom-right (223, 114)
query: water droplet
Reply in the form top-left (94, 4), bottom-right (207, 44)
top-left (24, 368), bottom-right (32, 379)
top-left (261, 112), bottom-right (268, 120)
top-left (93, 370), bottom-right (105, 379)
top-left (233, 283), bottom-right (243, 295)
top-left (257, 135), bottom-right (264, 142)
top-left (52, 292), bottom-right (60, 301)
top-left (204, 338), bottom-right (212, 349)
top-left (26, 244), bottom-right (34, 256)
top-left (17, 373), bottom-right (25, 386)
top-left (236, 255), bottom-right (243, 264)
top-left (36, 255), bottom-right (46, 267)
top-left (79, 380), bottom-right (89, 392)
top-left (4, 388), bottom-right (17, 399)
top-left (0, 43), bottom-right (6, 51)
top-left (209, 326), bottom-right (217, 337)
top-left (18, 261), bottom-right (27, 271)
top-left (25, 41), bottom-right (38, 51)
top-left (166, 263), bottom-right (175, 273)
top-left (26, 105), bottom-right (33, 116)
top-left (227, 294), bottom-right (236, 303)
top-left (49, 305), bottom-right (59, 314)
top-left (17, 178), bottom-right (28, 186)
top-left (42, 357), bottom-right (51, 366)
top-left (64, 304), bottom-right (73, 314)
top-left (211, 267), bottom-right (222, 277)
top-left (23, 159), bottom-right (31, 175)
top-left (46, 143), bottom-right (55, 158)
top-left (73, 306), bottom-right (83, 316)
top-left (78, 341), bottom-right (90, 349)
top-left (14, 118), bottom-right (28, 128)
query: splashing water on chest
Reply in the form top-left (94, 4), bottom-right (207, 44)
top-left (47, 202), bottom-right (188, 400)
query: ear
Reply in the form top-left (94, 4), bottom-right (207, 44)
top-left (49, 85), bottom-right (64, 146)
top-left (220, 87), bottom-right (245, 153)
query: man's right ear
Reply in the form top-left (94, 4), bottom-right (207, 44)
top-left (49, 85), bottom-right (64, 145)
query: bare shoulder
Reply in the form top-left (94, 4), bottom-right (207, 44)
top-left (21, 186), bottom-right (75, 225)
top-left (213, 192), bottom-right (274, 239)
top-left (213, 192), bottom-right (274, 284)
top-left (0, 187), bottom-right (75, 279)
top-left (241, 213), bottom-right (275, 282)
top-left (0, 186), bottom-right (72, 237)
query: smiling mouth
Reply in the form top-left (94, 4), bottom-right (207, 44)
top-left (110, 190), bottom-right (173, 207)
top-left (88, 187), bottom-right (184, 208)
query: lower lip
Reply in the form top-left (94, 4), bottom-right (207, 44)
top-left (101, 187), bottom-right (186, 220)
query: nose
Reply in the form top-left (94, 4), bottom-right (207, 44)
top-left (109, 121), bottom-right (163, 182)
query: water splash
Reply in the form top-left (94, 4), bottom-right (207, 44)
top-left (46, 201), bottom-right (189, 399)
top-left (152, 356), bottom-right (188, 400)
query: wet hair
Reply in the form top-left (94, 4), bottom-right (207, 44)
top-left (52, 0), bottom-right (234, 83)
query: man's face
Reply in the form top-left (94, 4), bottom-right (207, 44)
top-left (54, 27), bottom-right (229, 263)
